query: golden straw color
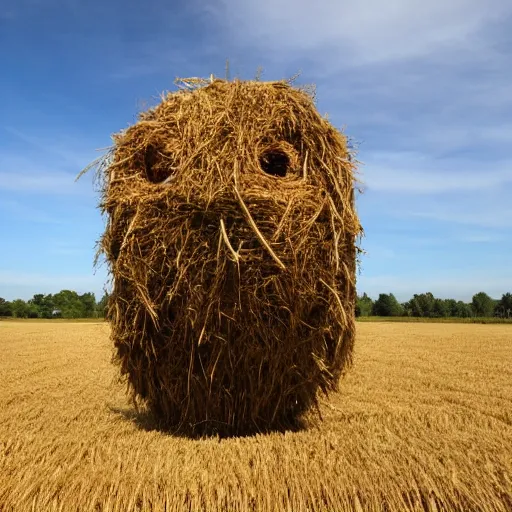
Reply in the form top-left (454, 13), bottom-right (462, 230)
top-left (1, 321), bottom-right (511, 511)
top-left (92, 76), bottom-right (363, 436)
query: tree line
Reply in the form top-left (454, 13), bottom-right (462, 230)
top-left (0, 291), bottom-right (109, 319)
top-left (357, 292), bottom-right (512, 318)
top-left (1, 290), bottom-right (511, 319)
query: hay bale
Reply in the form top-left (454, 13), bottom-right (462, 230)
top-left (96, 77), bottom-right (362, 436)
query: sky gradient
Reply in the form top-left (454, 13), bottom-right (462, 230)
top-left (1, 0), bottom-right (511, 302)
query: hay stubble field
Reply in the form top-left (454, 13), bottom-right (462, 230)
top-left (1, 321), bottom-right (511, 511)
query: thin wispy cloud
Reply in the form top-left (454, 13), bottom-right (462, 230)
top-left (45, 238), bottom-right (97, 257)
top-left (458, 234), bottom-right (507, 243)
top-left (361, 152), bottom-right (512, 194)
top-left (207, 0), bottom-right (511, 65)
top-left (408, 209), bottom-right (512, 229)
top-left (4, 127), bottom-right (101, 169)
top-left (395, 233), bottom-right (507, 246)
top-left (364, 245), bottom-right (396, 260)
top-left (48, 247), bottom-right (89, 256)
top-left (0, 198), bottom-right (66, 224)
top-left (106, 45), bottom-right (198, 81)
top-left (0, 169), bottom-right (88, 195)
top-left (0, 129), bottom-right (99, 196)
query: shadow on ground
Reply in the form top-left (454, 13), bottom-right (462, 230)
top-left (107, 405), bottom-right (310, 440)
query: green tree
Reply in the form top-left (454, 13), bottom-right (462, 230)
top-left (404, 293), bottom-right (435, 317)
top-left (0, 298), bottom-right (13, 317)
top-left (27, 304), bottom-right (39, 318)
top-left (41, 294), bottom-right (55, 318)
top-left (373, 293), bottom-right (404, 317)
top-left (443, 299), bottom-right (458, 317)
top-left (416, 292), bottom-right (435, 317)
top-left (79, 292), bottom-right (96, 318)
top-left (401, 302), bottom-right (412, 316)
top-left (471, 292), bottom-right (495, 317)
top-left (28, 294), bottom-right (57, 318)
top-left (495, 292), bottom-right (512, 318)
top-left (28, 294), bottom-right (45, 318)
top-left (356, 293), bottom-right (373, 317)
top-left (432, 298), bottom-right (449, 318)
top-left (405, 296), bottom-right (420, 317)
top-left (455, 301), bottom-right (472, 318)
top-left (96, 292), bottom-right (110, 319)
top-left (53, 290), bottom-right (85, 319)
top-left (11, 299), bottom-right (29, 318)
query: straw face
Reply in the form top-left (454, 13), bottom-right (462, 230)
top-left (97, 78), bottom-right (362, 436)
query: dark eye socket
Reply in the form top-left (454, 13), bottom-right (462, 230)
top-left (259, 149), bottom-right (289, 177)
top-left (143, 145), bottom-right (176, 184)
top-left (144, 145), bottom-right (161, 183)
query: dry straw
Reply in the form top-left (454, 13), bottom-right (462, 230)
top-left (90, 75), bottom-right (362, 436)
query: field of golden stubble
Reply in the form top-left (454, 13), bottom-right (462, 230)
top-left (0, 320), bottom-right (511, 512)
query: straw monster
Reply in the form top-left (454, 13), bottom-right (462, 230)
top-left (93, 77), bottom-right (362, 436)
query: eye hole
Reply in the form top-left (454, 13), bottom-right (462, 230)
top-left (143, 145), bottom-right (174, 184)
top-left (144, 145), bottom-right (160, 183)
top-left (259, 149), bottom-right (289, 177)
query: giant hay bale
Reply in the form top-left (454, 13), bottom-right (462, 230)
top-left (96, 76), bottom-right (362, 436)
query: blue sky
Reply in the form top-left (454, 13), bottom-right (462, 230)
top-left (1, 0), bottom-right (511, 302)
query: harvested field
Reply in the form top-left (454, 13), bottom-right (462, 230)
top-left (1, 321), bottom-right (511, 511)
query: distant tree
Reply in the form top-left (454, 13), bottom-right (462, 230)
top-left (373, 293), bottom-right (404, 317)
top-left (404, 293), bottom-right (435, 317)
top-left (41, 294), bottom-right (55, 319)
top-left (53, 290), bottom-right (85, 319)
top-left (28, 294), bottom-right (44, 318)
top-left (455, 301), bottom-right (472, 318)
top-left (27, 304), bottom-right (39, 318)
top-left (356, 293), bottom-right (373, 317)
top-left (404, 296), bottom-right (420, 317)
top-left (0, 298), bottom-right (12, 317)
top-left (417, 292), bottom-right (436, 317)
top-left (432, 298), bottom-right (449, 318)
top-left (471, 292), bottom-right (495, 317)
top-left (495, 292), bottom-right (512, 318)
top-left (401, 302), bottom-right (412, 316)
top-left (29, 294), bottom-right (45, 306)
top-left (96, 292), bottom-right (110, 319)
top-left (28, 293), bottom-right (57, 318)
top-left (11, 299), bottom-right (29, 318)
top-left (443, 299), bottom-right (458, 317)
top-left (79, 292), bottom-right (96, 318)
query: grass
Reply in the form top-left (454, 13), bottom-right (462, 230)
top-left (357, 315), bottom-right (512, 324)
top-left (1, 321), bottom-right (511, 511)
